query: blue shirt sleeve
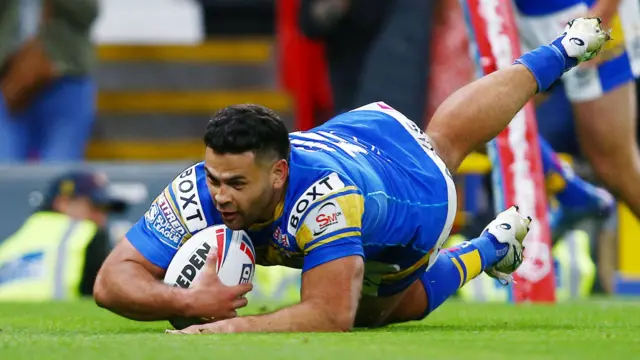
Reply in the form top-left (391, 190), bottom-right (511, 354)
top-left (126, 216), bottom-right (178, 269)
top-left (294, 183), bottom-right (366, 272)
top-left (302, 235), bottom-right (364, 272)
top-left (125, 163), bottom-right (216, 270)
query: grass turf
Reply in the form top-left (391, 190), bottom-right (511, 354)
top-left (1, 298), bottom-right (639, 360)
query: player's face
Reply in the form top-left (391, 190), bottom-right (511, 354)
top-left (204, 148), bottom-right (287, 230)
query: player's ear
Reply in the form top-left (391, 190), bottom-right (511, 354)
top-left (271, 159), bottom-right (288, 189)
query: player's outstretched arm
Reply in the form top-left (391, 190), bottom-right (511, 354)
top-left (426, 17), bottom-right (610, 172)
top-left (94, 238), bottom-right (192, 320)
top-left (94, 238), bottom-right (251, 321)
top-left (168, 255), bottom-right (365, 333)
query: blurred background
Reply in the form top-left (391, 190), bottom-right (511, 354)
top-left (0, 0), bottom-right (639, 305)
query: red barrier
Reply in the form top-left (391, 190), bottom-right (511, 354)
top-left (426, 0), bottom-right (475, 123)
top-left (276, 0), bottom-right (333, 131)
top-left (462, 0), bottom-right (556, 302)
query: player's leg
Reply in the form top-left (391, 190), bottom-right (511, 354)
top-left (354, 289), bottom-right (406, 328)
top-left (508, 4), bottom-right (615, 227)
top-left (358, 227), bottom-right (514, 326)
top-left (538, 134), bottom-right (615, 234)
top-left (426, 59), bottom-right (537, 172)
top-left (571, 80), bottom-right (640, 217)
top-left (355, 206), bottom-right (530, 327)
top-left (425, 18), bottom-right (609, 173)
top-left (550, 1), bottom-right (640, 218)
top-left (539, 135), bottom-right (612, 208)
top-left (386, 232), bottom-right (516, 325)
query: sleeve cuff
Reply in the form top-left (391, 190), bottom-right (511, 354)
top-left (302, 239), bottom-right (364, 273)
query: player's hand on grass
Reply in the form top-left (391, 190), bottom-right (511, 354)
top-left (183, 251), bottom-right (253, 320)
top-left (165, 320), bottom-right (236, 334)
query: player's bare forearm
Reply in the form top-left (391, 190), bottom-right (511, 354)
top-left (169, 255), bottom-right (365, 334)
top-left (93, 239), bottom-right (190, 321)
top-left (427, 64), bottom-right (537, 172)
top-left (224, 256), bottom-right (363, 332)
top-left (94, 262), bottom-right (191, 321)
top-left (214, 300), bottom-right (353, 333)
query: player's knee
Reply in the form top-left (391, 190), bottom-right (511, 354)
top-left (353, 309), bottom-right (387, 328)
top-left (361, 280), bottom-right (431, 327)
top-left (354, 293), bottom-right (406, 328)
top-left (356, 305), bottom-right (429, 327)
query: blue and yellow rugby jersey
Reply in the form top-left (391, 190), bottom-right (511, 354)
top-left (126, 102), bottom-right (457, 296)
top-left (126, 163), bottom-right (220, 269)
top-left (274, 103), bottom-right (456, 275)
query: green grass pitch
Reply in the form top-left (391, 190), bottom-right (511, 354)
top-left (1, 298), bottom-right (639, 360)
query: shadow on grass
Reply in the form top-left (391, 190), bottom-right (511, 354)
top-left (0, 326), bottom-right (169, 337)
top-left (356, 322), bottom-right (584, 333)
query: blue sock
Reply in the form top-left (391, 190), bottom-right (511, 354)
top-left (538, 135), bottom-right (565, 175)
top-left (538, 135), bottom-right (612, 211)
top-left (419, 234), bottom-right (508, 316)
top-left (514, 35), bottom-right (577, 92)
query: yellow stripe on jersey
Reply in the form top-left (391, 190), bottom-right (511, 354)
top-left (305, 231), bottom-right (362, 253)
top-left (296, 225), bottom-right (313, 250)
top-left (250, 200), bottom-right (285, 231)
top-left (335, 192), bottom-right (365, 228)
top-left (159, 188), bottom-right (193, 246)
top-left (295, 192), bottom-right (365, 250)
top-left (381, 251), bottom-right (432, 283)
top-left (314, 186), bottom-right (360, 203)
top-left (163, 188), bottom-right (181, 218)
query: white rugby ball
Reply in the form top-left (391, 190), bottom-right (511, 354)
top-left (163, 224), bottom-right (256, 329)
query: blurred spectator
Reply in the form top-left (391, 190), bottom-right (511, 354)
top-left (0, 0), bottom-right (99, 162)
top-left (299, 0), bottom-right (395, 116)
top-left (277, 0), bottom-right (335, 130)
top-left (425, 0), bottom-right (474, 124)
top-left (354, 0), bottom-right (435, 126)
top-left (299, 0), bottom-right (435, 127)
top-left (514, 0), bottom-right (640, 221)
top-left (0, 169), bottom-right (127, 301)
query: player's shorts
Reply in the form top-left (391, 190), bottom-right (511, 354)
top-left (347, 102), bottom-right (458, 297)
top-left (514, 0), bottom-right (640, 102)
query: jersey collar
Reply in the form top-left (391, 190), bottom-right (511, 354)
top-left (248, 199), bottom-right (284, 231)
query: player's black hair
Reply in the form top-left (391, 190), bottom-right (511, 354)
top-left (204, 104), bottom-right (290, 161)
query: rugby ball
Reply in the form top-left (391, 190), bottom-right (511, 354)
top-left (163, 224), bottom-right (256, 329)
